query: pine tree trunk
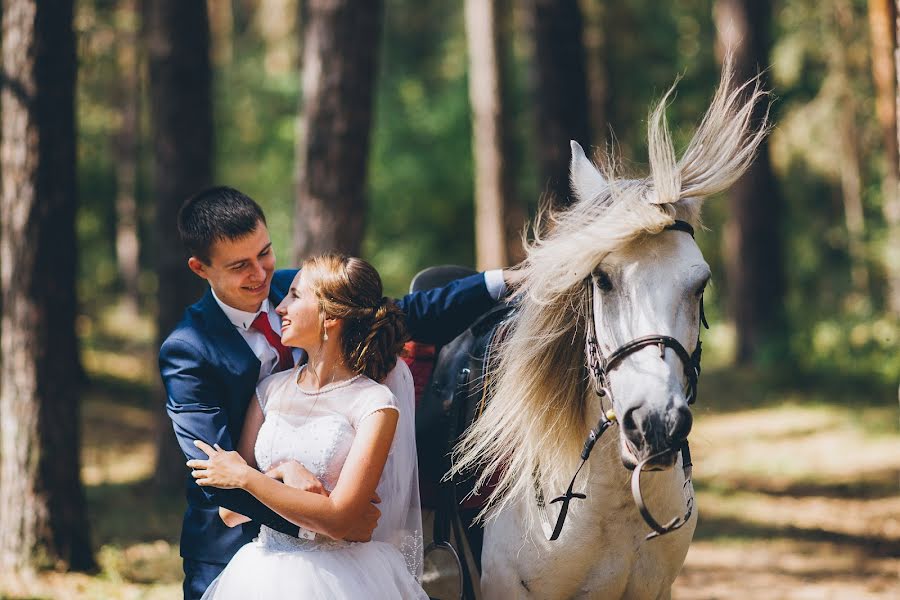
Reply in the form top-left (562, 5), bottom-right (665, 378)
top-left (871, 0), bottom-right (900, 315)
top-left (207, 0), bottom-right (234, 66)
top-left (114, 0), bottom-right (142, 315)
top-left (525, 0), bottom-right (592, 207)
top-left (146, 0), bottom-right (211, 488)
top-left (580, 0), bottom-right (609, 147)
top-left (835, 1), bottom-right (870, 297)
top-left (466, 0), bottom-right (510, 269)
top-left (500, 0), bottom-right (526, 265)
top-left (292, 0), bottom-right (382, 261)
top-left (715, 0), bottom-right (785, 365)
top-left (0, 0), bottom-right (95, 575)
top-left (894, 1), bottom-right (900, 315)
top-left (255, 0), bottom-right (299, 75)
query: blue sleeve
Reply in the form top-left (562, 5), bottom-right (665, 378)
top-left (396, 272), bottom-right (495, 346)
top-left (159, 336), bottom-right (300, 537)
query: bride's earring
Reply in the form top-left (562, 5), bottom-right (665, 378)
top-left (322, 313), bottom-right (328, 341)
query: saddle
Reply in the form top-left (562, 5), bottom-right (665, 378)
top-left (402, 266), bottom-right (514, 599)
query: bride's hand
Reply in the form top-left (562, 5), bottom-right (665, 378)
top-left (187, 440), bottom-right (250, 489)
top-left (267, 460), bottom-right (328, 496)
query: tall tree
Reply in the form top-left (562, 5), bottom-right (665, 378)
top-left (715, 0), bottom-right (785, 364)
top-left (835, 0), bottom-right (870, 296)
top-left (870, 0), bottom-right (900, 314)
top-left (466, 0), bottom-right (511, 269)
top-left (524, 0), bottom-right (592, 207)
top-left (0, 0), bottom-right (95, 574)
top-left (580, 0), bottom-right (609, 148)
top-left (293, 0), bottom-right (383, 260)
top-left (114, 0), bottom-right (143, 315)
top-left (146, 0), bottom-right (211, 487)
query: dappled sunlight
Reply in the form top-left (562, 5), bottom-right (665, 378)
top-left (96, 541), bottom-right (182, 585)
top-left (691, 404), bottom-right (900, 482)
top-left (673, 399), bottom-right (900, 599)
top-left (696, 488), bottom-right (900, 546)
top-left (676, 540), bottom-right (899, 599)
top-left (81, 397), bottom-right (157, 486)
top-left (83, 348), bottom-right (156, 387)
top-left (2, 568), bottom-right (181, 600)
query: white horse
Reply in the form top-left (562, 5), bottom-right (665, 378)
top-left (451, 62), bottom-right (769, 599)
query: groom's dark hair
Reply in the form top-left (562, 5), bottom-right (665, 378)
top-left (178, 186), bottom-right (267, 264)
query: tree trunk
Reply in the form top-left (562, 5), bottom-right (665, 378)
top-left (0, 0), bottom-right (95, 575)
top-left (114, 0), bottom-right (142, 315)
top-left (580, 0), bottom-right (609, 148)
top-left (872, 0), bottom-right (900, 315)
top-left (715, 0), bottom-right (786, 365)
top-left (146, 0), bottom-right (212, 488)
top-left (525, 0), bottom-right (592, 207)
top-left (834, 1), bottom-right (870, 298)
top-left (207, 0), bottom-right (234, 66)
top-left (292, 0), bottom-right (382, 261)
top-left (500, 0), bottom-right (526, 265)
top-left (466, 0), bottom-right (510, 269)
top-left (255, 0), bottom-right (299, 75)
top-left (894, 0), bottom-right (900, 316)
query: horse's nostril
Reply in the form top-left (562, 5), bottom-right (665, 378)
top-left (622, 406), bottom-right (638, 432)
top-left (667, 405), bottom-right (693, 441)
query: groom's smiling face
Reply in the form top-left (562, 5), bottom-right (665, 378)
top-left (188, 220), bottom-right (276, 313)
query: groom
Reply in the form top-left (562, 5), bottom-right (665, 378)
top-left (159, 186), bottom-right (508, 599)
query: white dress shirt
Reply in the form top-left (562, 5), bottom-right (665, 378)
top-left (211, 291), bottom-right (305, 381)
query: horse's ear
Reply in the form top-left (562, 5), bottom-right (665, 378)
top-left (569, 141), bottom-right (607, 203)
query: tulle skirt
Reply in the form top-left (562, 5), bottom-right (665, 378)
top-left (202, 537), bottom-right (428, 600)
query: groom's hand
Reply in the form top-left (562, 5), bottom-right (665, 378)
top-left (343, 496), bottom-right (382, 542)
top-left (267, 460), bottom-right (327, 496)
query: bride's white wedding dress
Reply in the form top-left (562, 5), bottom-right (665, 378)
top-left (202, 361), bottom-right (427, 599)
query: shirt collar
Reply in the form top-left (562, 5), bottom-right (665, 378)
top-left (210, 287), bottom-right (271, 331)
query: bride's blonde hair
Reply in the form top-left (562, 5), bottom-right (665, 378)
top-left (301, 254), bottom-right (407, 382)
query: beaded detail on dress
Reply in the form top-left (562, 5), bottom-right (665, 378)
top-left (257, 526), bottom-right (352, 553)
top-left (399, 530), bottom-right (424, 578)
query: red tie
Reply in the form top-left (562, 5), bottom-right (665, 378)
top-left (250, 312), bottom-right (293, 372)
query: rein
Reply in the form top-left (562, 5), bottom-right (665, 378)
top-left (547, 219), bottom-right (707, 542)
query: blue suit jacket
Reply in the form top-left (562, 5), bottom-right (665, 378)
top-left (159, 268), bottom-right (494, 564)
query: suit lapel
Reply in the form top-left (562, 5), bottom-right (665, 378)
top-left (198, 290), bottom-right (260, 379)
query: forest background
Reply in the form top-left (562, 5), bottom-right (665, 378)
top-left (0, 0), bottom-right (898, 598)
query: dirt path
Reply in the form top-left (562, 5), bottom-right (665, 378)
top-left (422, 403), bottom-right (900, 599)
top-left (674, 403), bottom-right (899, 599)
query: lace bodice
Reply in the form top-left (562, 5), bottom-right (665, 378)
top-left (252, 367), bottom-right (400, 553)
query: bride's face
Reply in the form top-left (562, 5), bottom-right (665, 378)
top-left (276, 271), bottom-right (327, 348)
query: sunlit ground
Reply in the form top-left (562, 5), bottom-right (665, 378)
top-left (675, 400), bottom-right (900, 600)
top-left (1, 309), bottom-right (897, 599)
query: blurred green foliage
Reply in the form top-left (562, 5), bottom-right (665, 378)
top-left (74, 0), bottom-right (899, 386)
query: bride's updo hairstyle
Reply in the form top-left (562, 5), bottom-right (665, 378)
top-left (301, 254), bottom-right (408, 383)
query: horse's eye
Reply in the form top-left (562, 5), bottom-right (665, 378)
top-left (594, 269), bottom-right (613, 292)
top-left (695, 279), bottom-right (708, 298)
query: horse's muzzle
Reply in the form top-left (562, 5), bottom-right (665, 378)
top-left (620, 401), bottom-right (692, 470)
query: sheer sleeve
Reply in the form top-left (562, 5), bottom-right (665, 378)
top-left (255, 369), bottom-right (291, 415)
top-left (371, 361), bottom-right (424, 581)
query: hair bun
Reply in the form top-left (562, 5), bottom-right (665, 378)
top-left (354, 299), bottom-right (407, 382)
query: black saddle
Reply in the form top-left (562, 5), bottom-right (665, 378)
top-left (410, 266), bottom-right (515, 600)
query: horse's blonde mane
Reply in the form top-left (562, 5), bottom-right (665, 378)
top-left (450, 59), bottom-right (769, 526)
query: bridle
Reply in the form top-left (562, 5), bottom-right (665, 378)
top-left (547, 219), bottom-right (708, 541)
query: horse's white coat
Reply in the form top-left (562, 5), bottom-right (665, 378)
top-left (481, 224), bottom-right (704, 599)
top-left (452, 60), bottom-right (769, 599)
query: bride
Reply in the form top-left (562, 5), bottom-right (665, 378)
top-left (187, 254), bottom-right (428, 599)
